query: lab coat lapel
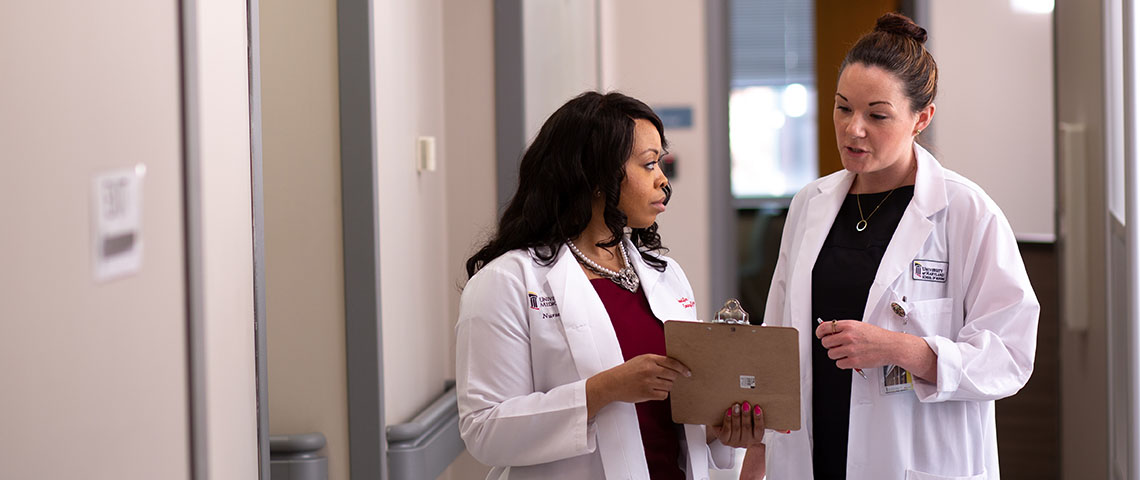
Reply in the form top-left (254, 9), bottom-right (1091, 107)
top-left (790, 172), bottom-right (854, 326)
top-left (623, 238), bottom-right (676, 321)
top-left (863, 144), bottom-right (948, 324)
top-left (626, 240), bottom-right (709, 479)
top-left (788, 172), bottom-right (852, 440)
top-left (547, 245), bottom-right (624, 380)
top-left (547, 242), bottom-right (650, 478)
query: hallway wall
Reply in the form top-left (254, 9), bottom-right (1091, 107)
top-left (374, 0), bottom-right (454, 431)
top-left (193, 0), bottom-right (261, 475)
top-left (1, 0), bottom-right (260, 478)
top-left (601, 0), bottom-right (715, 319)
top-left (926, 1), bottom-right (1055, 240)
top-left (0, 2), bottom-right (190, 478)
top-left (1055, 0), bottom-right (1110, 478)
top-left (260, 0), bottom-right (351, 478)
top-left (441, 1), bottom-right (498, 476)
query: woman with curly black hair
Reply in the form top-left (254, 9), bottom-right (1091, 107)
top-left (456, 91), bottom-right (762, 479)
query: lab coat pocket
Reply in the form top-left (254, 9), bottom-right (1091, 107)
top-left (905, 297), bottom-right (954, 338)
top-left (905, 468), bottom-right (986, 480)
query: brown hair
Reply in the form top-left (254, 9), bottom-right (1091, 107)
top-left (841, 12), bottom-right (937, 112)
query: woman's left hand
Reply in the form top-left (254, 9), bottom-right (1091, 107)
top-left (706, 401), bottom-right (766, 448)
top-left (817, 319), bottom-right (939, 382)
top-left (816, 319), bottom-right (901, 370)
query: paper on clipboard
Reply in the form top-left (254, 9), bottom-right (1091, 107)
top-left (664, 320), bottom-right (801, 431)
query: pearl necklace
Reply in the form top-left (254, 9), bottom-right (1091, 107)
top-left (566, 240), bottom-right (640, 292)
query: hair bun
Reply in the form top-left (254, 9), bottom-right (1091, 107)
top-left (874, 12), bottom-right (927, 44)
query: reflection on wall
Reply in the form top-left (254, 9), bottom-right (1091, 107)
top-left (523, 0), bottom-right (600, 141)
top-left (927, 0), bottom-right (1055, 240)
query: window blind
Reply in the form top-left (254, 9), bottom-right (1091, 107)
top-left (730, 0), bottom-right (815, 87)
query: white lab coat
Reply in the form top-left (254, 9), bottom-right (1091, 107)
top-left (456, 237), bottom-right (736, 480)
top-left (762, 143), bottom-right (1039, 480)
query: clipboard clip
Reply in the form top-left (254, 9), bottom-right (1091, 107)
top-left (713, 298), bottom-right (750, 325)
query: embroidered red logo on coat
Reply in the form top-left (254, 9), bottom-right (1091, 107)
top-left (677, 297), bottom-right (696, 309)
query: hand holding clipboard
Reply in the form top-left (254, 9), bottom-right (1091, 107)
top-left (664, 300), bottom-right (801, 431)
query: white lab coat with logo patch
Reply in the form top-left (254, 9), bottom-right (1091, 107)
top-left (762, 144), bottom-right (1039, 480)
top-left (456, 238), bottom-right (735, 479)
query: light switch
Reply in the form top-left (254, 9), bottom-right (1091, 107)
top-left (417, 136), bottom-right (436, 173)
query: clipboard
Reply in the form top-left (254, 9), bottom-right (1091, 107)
top-left (664, 320), bottom-right (801, 431)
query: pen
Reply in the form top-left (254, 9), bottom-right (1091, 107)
top-left (817, 318), bottom-right (868, 380)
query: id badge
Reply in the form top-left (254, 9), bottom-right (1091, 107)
top-left (881, 364), bottom-right (914, 395)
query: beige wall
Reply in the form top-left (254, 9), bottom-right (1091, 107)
top-left (927, 2), bottom-right (1055, 240)
top-left (257, 2), bottom-right (717, 478)
top-left (442, 0), bottom-right (496, 390)
top-left (0, 1), bottom-right (190, 478)
top-left (260, 0), bottom-right (496, 477)
top-left (374, 0), bottom-right (453, 427)
top-left (442, 0), bottom-right (498, 477)
top-left (522, 1), bottom-right (600, 141)
top-left (194, 0), bottom-right (260, 477)
top-left (2, 0), bottom-right (260, 478)
top-left (1055, 1), bottom-right (1109, 478)
top-left (436, 2), bottom-right (715, 477)
top-left (260, 0), bottom-right (351, 477)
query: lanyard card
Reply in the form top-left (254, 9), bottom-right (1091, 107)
top-left (881, 364), bottom-right (914, 395)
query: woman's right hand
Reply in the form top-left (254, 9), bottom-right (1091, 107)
top-left (585, 354), bottom-right (691, 418)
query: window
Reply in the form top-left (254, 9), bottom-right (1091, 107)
top-left (729, 0), bottom-right (817, 199)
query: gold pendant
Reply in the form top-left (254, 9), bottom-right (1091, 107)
top-left (855, 219), bottom-right (868, 232)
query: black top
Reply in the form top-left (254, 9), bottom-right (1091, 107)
top-left (811, 185), bottom-right (914, 480)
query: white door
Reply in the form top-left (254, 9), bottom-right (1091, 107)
top-left (0, 1), bottom-right (192, 478)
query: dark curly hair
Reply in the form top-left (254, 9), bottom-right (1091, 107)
top-left (465, 91), bottom-right (670, 278)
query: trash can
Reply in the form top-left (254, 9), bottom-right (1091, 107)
top-left (270, 432), bottom-right (328, 480)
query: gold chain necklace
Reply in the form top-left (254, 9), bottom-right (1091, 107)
top-left (854, 161), bottom-right (916, 232)
top-left (855, 187), bottom-right (898, 232)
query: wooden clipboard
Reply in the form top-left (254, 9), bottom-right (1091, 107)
top-left (664, 320), bottom-right (801, 431)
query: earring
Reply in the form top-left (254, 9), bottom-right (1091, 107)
top-left (915, 129), bottom-right (923, 136)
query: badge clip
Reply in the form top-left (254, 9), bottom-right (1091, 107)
top-left (890, 296), bottom-right (908, 324)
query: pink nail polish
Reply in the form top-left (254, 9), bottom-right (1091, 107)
top-left (782, 430), bottom-right (791, 434)
top-left (743, 401), bottom-right (751, 411)
top-left (754, 405), bottom-right (762, 415)
top-left (726, 408), bottom-right (732, 417)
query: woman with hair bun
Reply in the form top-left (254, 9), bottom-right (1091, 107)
top-left (456, 91), bottom-right (762, 479)
top-left (741, 13), bottom-right (1039, 480)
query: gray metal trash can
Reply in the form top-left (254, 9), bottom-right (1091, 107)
top-left (270, 432), bottom-right (328, 480)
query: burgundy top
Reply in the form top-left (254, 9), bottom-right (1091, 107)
top-left (591, 278), bottom-right (685, 480)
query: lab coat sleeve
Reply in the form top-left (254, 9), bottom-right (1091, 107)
top-left (706, 437), bottom-right (736, 470)
top-left (762, 246), bottom-right (789, 327)
top-left (914, 206), bottom-right (1040, 403)
top-left (455, 265), bottom-right (596, 467)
